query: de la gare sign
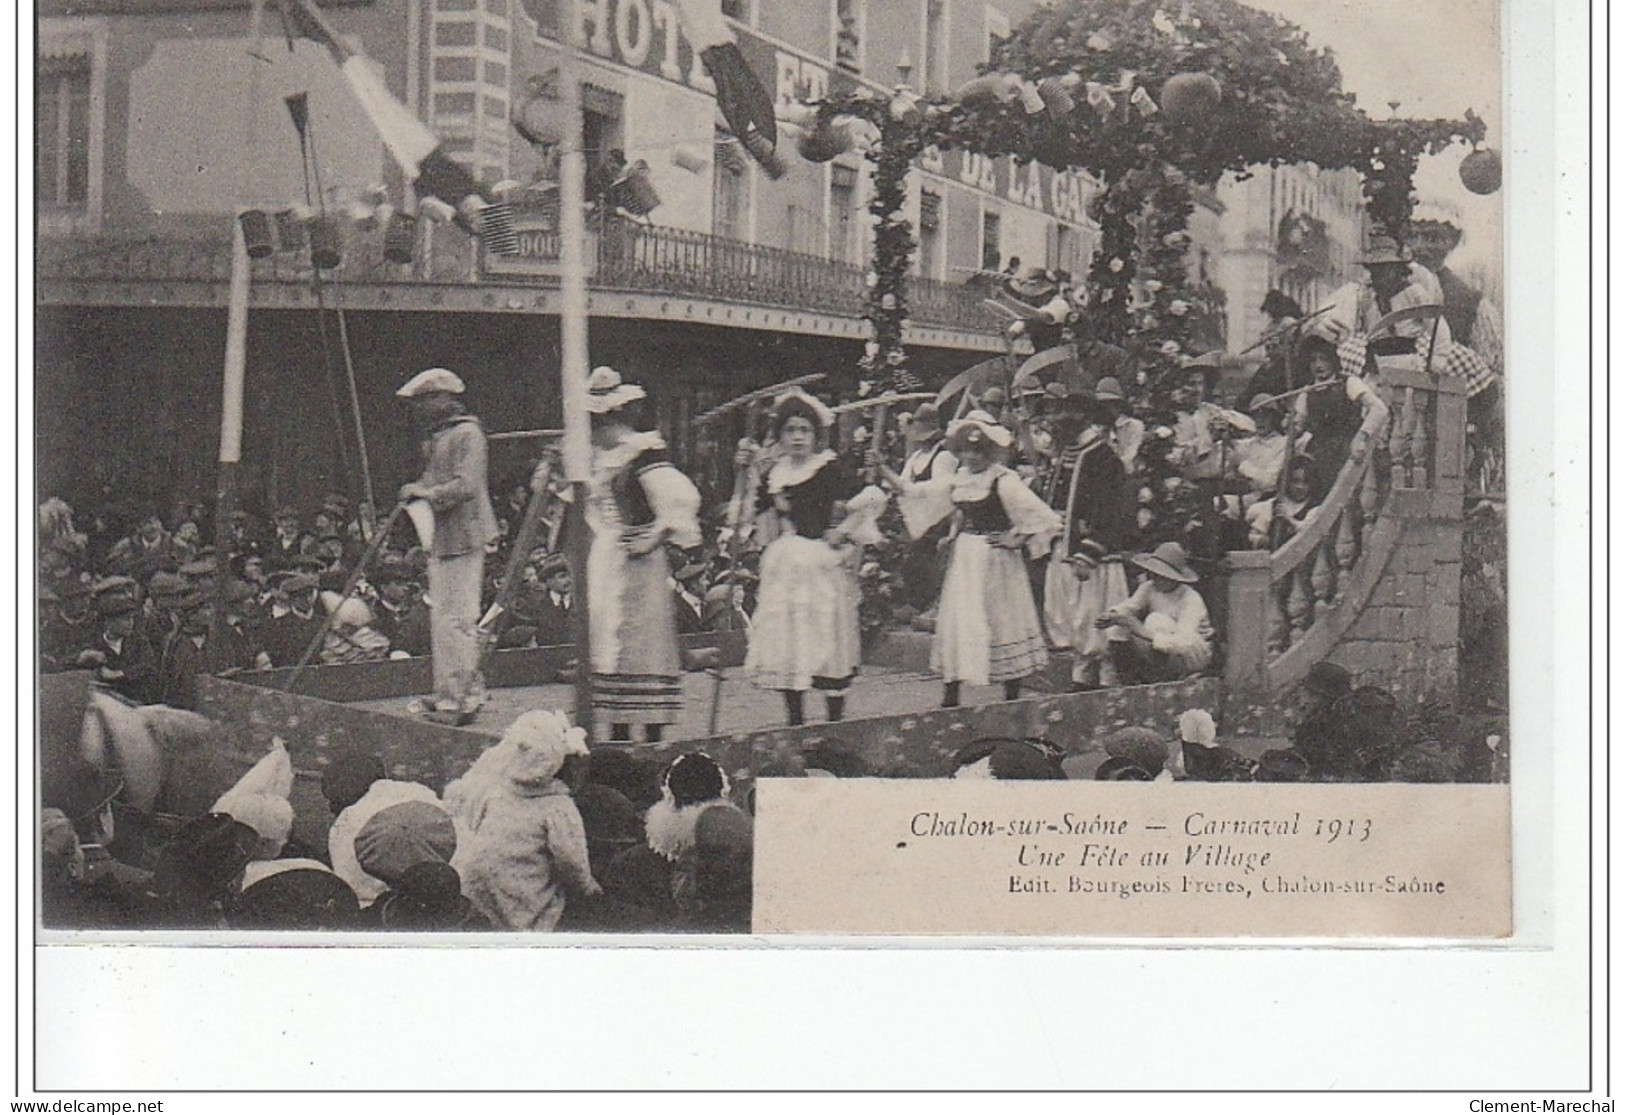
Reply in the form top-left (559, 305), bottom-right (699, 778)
top-left (519, 0), bottom-right (1094, 226)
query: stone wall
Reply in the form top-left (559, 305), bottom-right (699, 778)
top-left (1327, 503), bottom-right (1463, 705)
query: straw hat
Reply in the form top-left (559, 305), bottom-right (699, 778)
top-left (1131, 541), bottom-right (1199, 584)
top-left (584, 366), bottom-right (647, 414)
top-left (944, 409), bottom-right (1014, 452)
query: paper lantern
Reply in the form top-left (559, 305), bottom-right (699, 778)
top-left (237, 209), bottom-right (275, 259)
top-left (1459, 148), bottom-right (1502, 195)
top-left (273, 208), bottom-right (307, 253)
top-left (609, 161), bottom-right (661, 217)
top-left (307, 215), bottom-right (343, 270)
top-left (1160, 72), bottom-right (1221, 123)
top-left (478, 202), bottom-right (521, 255)
top-left (383, 211), bottom-right (418, 264)
top-left (1036, 77), bottom-right (1076, 119)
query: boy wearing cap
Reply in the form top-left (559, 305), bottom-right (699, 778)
top-left (396, 368), bottom-right (500, 721)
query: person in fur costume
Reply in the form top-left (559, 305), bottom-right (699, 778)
top-left (447, 710), bottom-right (600, 931)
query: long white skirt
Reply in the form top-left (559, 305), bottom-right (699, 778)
top-left (932, 534), bottom-right (1050, 686)
top-left (745, 534), bottom-right (861, 692)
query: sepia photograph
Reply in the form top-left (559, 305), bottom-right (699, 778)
top-left (26, 0), bottom-right (1592, 1093)
top-left (31, 0), bottom-right (1517, 940)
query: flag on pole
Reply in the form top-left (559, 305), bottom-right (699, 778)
top-left (275, 0), bottom-right (486, 219)
top-left (671, 0), bottom-right (782, 177)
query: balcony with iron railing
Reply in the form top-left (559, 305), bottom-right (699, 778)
top-left (36, 218), bottom-right (1005, 344)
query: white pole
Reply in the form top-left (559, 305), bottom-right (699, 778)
top-left (557, 0), bottom-right (595, 726)
top-left (558, 0), bottom-right (591, 485)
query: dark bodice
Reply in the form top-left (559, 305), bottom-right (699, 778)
top-left (611, 448), bottom-right (669, 528)
top-left (956, 474), bottom-right (1013, 535)
top-left (757, 457), bottom-right (862, 538)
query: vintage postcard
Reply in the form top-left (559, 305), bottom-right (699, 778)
top-left (31, 0), bottom-right (1524, 954)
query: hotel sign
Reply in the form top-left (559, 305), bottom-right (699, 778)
top-left (520, 0), bottom-right (1095, 226)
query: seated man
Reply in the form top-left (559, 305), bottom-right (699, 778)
top-left (1096, 542), bottom-right (1214, 683)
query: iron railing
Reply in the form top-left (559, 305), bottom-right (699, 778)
top-left (38, 222), bottom-right (1002, 335)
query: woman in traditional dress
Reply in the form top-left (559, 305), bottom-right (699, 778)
top-left (932, 411), bottom-right (1063, 708)
top-left (742, 389), bottom-right (868, 726)
top-left (584, 367), bottom-right (702, 743)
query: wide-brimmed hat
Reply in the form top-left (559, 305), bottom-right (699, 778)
top-left (1131, 541), bottom-right (1199, 584)
top-left (537, 552), bottom-right (571, 578)
top-left (945, 409), bottom-right (1014, 452)
top-left (770, 387), bottom-right (834, 430)
top-left (1093, 376), bottom-right (1126, 402)
top-left (1247, 392), bottom-right (1281, 413)
top-left (1180, 350), bottom-right (1224, 373)
top-left (1358, 235), bottom-right (1411, 266)
top-left (396, 367), bottom-right (466, 398)
top-left (584, 366), bottom-right (647, 414)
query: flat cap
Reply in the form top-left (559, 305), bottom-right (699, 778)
top-left (396, 367), bottom-right (466, 398)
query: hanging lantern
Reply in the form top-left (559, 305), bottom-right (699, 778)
top-left (1036, 77), bottom-right (1076, 119)
top-left (797, 117), bottom-right (852, 163)
top-left (1459, 147), bottom-right (1502, 195)
top-left (1160, 72), bottom-right (1222, 123)
top-left (383, 211), bottom-right (418, 265)
top-left (478, 202), bottom-right (521, 255)
top-left (274, 206), bottom-right (312, 253)
top-left (609, 160), bottom-right (661, 217)
top-left (237, 209), bottom-right (275, 259)
top-left (512, 72), bottom-right (567, 148)
top-left (307, 214), bottom-right (343, 270)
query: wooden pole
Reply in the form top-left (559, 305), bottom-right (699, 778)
top-left (210, 0), bottom-right (264, 672)
top-left (558, 0), bottom-right (595, 732)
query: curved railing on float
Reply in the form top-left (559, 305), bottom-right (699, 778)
top-left (1223, 346), bottom-right (1469, 700)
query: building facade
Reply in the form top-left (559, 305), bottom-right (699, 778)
top-left (35, 0), bottom-right (1103, 518)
